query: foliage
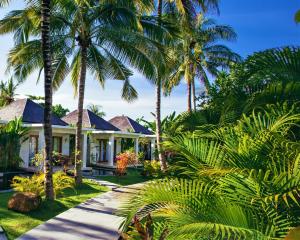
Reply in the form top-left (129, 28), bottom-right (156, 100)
top-left (0, 77), bottom-right (19, 107)
top-left (0, 118), bottom-right (28, 171)
top-left (121, 214), bottom-right (168, 240)
top-left (295, 10), bottom-right (300, 23)
top-left (116, 151), bottom-right (138, 176)
top-left (11, 171), bottom-right (74, 198)
top-left (51, 104), bottom-right (69, 118)
top-left (142, 160), bottom-right (162, 177)
top-left (120, 104), bottom-right (300, 239)
top-left (87, 104), bottom-right (105, 118)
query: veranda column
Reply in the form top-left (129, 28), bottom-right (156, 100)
top-left (38, 128), bottom-right (45, 152)
top-left (108, 135), bottom-right (115, 166)
top-left (134, 138), bottom-right (139, 156)
top-left (151, 138), bottom-right (156, 160)
top-left (82, 133), bottom-right (88, 169)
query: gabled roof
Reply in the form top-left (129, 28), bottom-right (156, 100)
top-left (0, 99), bottom-right (68, 126)
top-left (62, 109), bottom-right (120, 131)
top-left (109, 115), bottom-right (153, 135)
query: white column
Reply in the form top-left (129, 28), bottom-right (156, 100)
top-left (134, 138), bottom-right (139, 156)
top-left (82, 133), bottom-right (88, 169)
top-left (38, 128), bottom-right (45, 153)
top-left (108, 135), bottom-right (115, 166)
top-left (151, 138), bottom-right (156, 160)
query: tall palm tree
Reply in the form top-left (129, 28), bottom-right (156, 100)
top-left (1, 0), bottom-right (171, 184)
top-left (0, 77), bottom-right (19, 107)
top-left (154, 0), bottom-right (220, 170)
top-left (166, 17), bottom-right (241, 112)
top-left (0, 0), bottom-right (55, 199)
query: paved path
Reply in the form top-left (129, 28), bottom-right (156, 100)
top-left (17, 180), bottom-right (142, 240)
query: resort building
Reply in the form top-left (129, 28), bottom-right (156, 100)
top-left (0, 99), bottom-right (156, 172)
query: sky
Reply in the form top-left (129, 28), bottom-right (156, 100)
top-left (0, 0), bottom-right (299, 121)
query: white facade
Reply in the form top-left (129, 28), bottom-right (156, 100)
top-left (16, 125), bottom-right (156, 171)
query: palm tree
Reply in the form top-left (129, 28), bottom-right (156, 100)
top-left (166, 17), bottom-right (241, 112)
top-left (1, 0), bottom-right (172, 184)
top-left (295, 9), bottom-right (300, 23)
top-left (87, 104), bottom-right (105, 118)
top-left (0, 0), bottom-right (55, 199)
top-left (154, 0), bottom-right (220, 171)
top-left (0, 77), bottom-right (19, 107)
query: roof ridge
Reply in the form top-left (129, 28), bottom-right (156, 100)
top-left (125, 116), bottom-right (135, 132)
top-left (21, 98), bottom-right (29, 120)
top-left (85, 109), bottom-right (92, 128)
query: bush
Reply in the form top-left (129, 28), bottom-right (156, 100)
top-left (142, 160), bottom-right (162, 177)
top-left (115, 151), bottom-right (138, 176)
top-left (11, 171), bottom-right (74, 198)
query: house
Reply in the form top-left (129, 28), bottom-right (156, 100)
top-left (0, 99), bottom-right (156, 172)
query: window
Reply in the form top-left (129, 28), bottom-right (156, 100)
top-left (53, 136), bottom-right (62, 153)
top-left (29, 136), bottom-right (39, 166)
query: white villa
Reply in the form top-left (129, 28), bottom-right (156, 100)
top-left (0, 99), bottom-right (156, 172)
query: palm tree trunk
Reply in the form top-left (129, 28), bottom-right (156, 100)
top-left (41, 0), bottom-right (54, 200)
top-left (156, 0), bottom-right (167, 172)
top-left (192, 80), bottom-right (196, 110)
top-left (155, 80), bottom-right (167, 171)
top-left (187, 81), bottom-right (192, 112)
top-left (75, 44), bottom-right (87, 185)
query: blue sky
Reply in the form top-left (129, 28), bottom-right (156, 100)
top-left (0, 0), bottom-right (299, 120)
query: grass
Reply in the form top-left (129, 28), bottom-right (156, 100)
top-left (0, 179), bottom-right (108, 240)
top-left (96, 168), bottom-right (152, 186)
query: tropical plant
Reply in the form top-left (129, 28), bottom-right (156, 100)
top-left (11, 171), bottom-right (74, 198)
top-left (295, 10), bottom-right (300, 23)
top-left (116, 151), bottom-right (138, 176)
top-left (87, 104), bottom-right (105, 118)
top-left (0, 118), bottom-right (28, 171)
top-left (166, 16), bottom-right (241, 112)
top-left (51, 104), bottom-right (69, 118)
top-left (1, 0), bottom-right (172, 185)
top-left (0, 0), bottom-right (56, 200)
top-left (0, 77), bottom-right (19, 107)
top-left (153, 0), bottom-right (221, 172)
top-left (119, 104), bottom-right (300, 239)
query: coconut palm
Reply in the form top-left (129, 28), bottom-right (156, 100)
top-left (119, 104), bottom-right (300, 239)
top-left (0, 77), bottom-right (19, 107)
top-left (87, 104), bottom-right (105, 118)
top-left (166, 17), bottom-right (241, 112)
top-left (1, 0), bottom-right (173, 184)
top-left (0, 0), bottom-right (55, 199)
top-left (154, 0), bottom-right (220, 171)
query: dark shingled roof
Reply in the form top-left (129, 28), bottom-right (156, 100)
top-left (0, 99), bottom-right (68, 126)
top-left (62, 109), bottom-right (120, 131)
top-left (109, 116), bottom-right (153, 135)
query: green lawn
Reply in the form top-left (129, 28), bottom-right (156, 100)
top-left (97, 168), bottom-right (152, 186)
top-left (0, 179), bottom-right (108, 240)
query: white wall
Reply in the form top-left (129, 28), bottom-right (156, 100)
top-left (19, 137), bottom-right (29, 168)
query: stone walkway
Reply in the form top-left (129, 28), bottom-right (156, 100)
top-left (17, 180), bottom-right (142, 240)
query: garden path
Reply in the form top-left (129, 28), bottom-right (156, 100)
top-left (17, 180), bottom-right (142, 240)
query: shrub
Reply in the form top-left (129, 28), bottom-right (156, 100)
top-left (142, 160), bottom-right (162, 177)
top-left (11, 171), bottom-right (74, 198)
top-left (116, 151), bottom-right (138, 176)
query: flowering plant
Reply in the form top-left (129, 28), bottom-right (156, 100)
top-left (115, 151), bottom-right (138, 176)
